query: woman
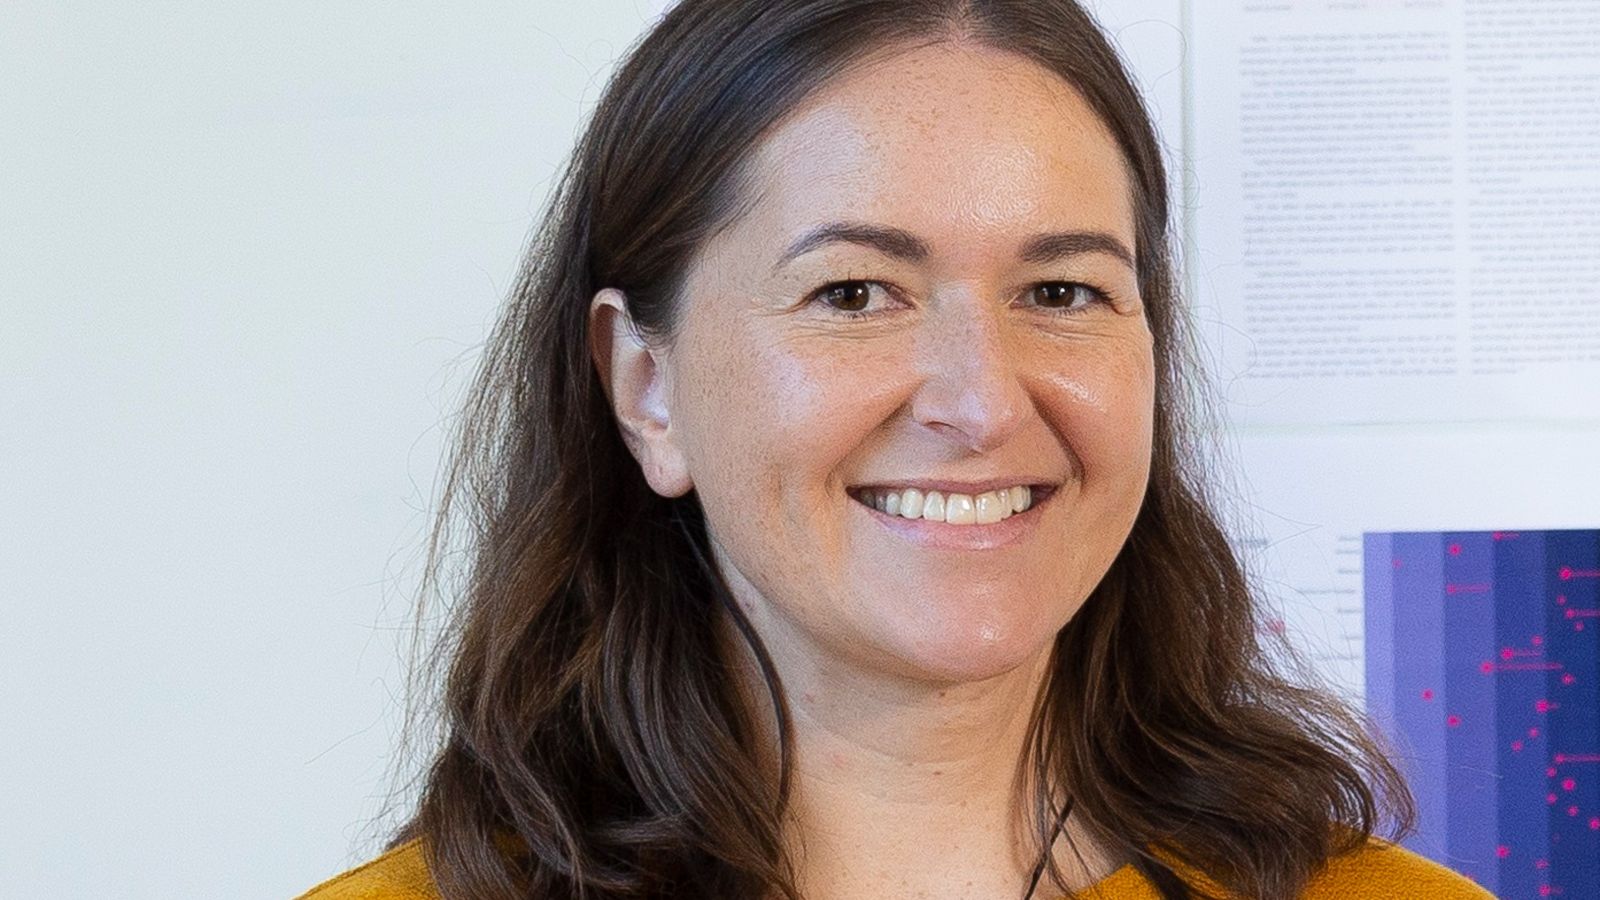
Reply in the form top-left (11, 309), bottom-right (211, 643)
top-left (300, 1), bottom-right (1494, 898)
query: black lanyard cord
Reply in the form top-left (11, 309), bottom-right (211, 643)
top-left (1022, 794), bottom-right (1075, 900)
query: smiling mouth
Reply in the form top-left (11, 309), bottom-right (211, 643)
top-left (847, 483), bottom-right (1057, 525)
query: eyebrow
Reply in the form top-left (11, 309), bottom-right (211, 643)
top-left (771, 221), bottom-right (1137, 274)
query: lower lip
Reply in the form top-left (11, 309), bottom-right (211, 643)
top-left (851, 488), bottom-right (1055, 550)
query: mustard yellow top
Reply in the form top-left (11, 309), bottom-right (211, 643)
top-left (296, 834), bottom-right (1496, 899)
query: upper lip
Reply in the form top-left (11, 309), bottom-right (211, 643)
top-left (848, 477), bottom-right (1058, 495)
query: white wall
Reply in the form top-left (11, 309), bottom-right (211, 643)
top-left (2, 1), bottom-right (668, 895)
top-left (0, 2), bottom-right (1179, 896)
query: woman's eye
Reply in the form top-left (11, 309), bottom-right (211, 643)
top-left (1030, 282), bottom-right (1110, 314)
top-left (810, 280), bottom-right (891, 318)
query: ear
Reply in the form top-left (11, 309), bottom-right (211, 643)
top-left (588, 288), bottom-right (694, 498)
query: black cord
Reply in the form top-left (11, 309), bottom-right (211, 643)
top-left (1022, 794), bottom-right (1075, 900)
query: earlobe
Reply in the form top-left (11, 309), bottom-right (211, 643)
top-left (587, 288), bottom-right (694, 498)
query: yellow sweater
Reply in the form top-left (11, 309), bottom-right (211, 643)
top-left (296, 834), bottom-right (1497, 899)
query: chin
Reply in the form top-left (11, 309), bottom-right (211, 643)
top-left (876, 612), bottom-right (1059, 686)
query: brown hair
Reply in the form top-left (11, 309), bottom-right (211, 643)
top-left (378, 1), bottom-right (1418, 897)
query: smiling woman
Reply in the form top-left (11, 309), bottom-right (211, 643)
top-left (297, 2), bottom-right (1492, 899)
top-left (588, 41), bottom-right (1160, 710)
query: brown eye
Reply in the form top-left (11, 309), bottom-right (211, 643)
top-left (808, 279), bottom-right (895, 320)
top-left (820, 280), bottom-right (873, 312)
top-left (1031, 282), bottom-right (1108, 313)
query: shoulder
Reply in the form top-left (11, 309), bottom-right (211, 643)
top-left (1104, 834), bottom-right (1496, 900)
top-left (1300, 835), bottom-right (1496, 900)
top-left (294, 838), bottom-right (438, 900)
top-left (296, 833), bottom-right (1491, 900)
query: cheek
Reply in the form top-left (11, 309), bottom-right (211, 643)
top-left (675, 328), bottom-right (893, 523)
top-left (676, 330), bottom-right (906, 632)
top-left (1040, 339), bottom-right (1156, 484)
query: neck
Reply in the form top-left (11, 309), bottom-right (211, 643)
top-left (716, 608), bottom-right (1126, 900)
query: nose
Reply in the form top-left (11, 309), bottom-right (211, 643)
top-left (908, 291), bottom-right (1031, 454)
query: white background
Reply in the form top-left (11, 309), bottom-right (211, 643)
top-left (3, 1), bottom-right (689, 895)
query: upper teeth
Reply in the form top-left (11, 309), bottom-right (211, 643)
top-left (856, 485), bottom-right (1033, 525)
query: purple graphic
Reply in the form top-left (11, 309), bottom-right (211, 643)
top-left (1366, 529), bottom-right (1600, 899)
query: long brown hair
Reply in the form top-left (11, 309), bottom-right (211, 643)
top-left (378, 1), bottom-right (1418, 897)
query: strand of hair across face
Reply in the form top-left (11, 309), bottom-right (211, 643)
top-left (1023, 794), bottom-right (1075, 900)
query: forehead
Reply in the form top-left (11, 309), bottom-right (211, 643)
top-left (736, 42), bottom-right (1137, 258)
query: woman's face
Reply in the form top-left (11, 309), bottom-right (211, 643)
top-left (611, 42), bottom-right (1155, 684)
